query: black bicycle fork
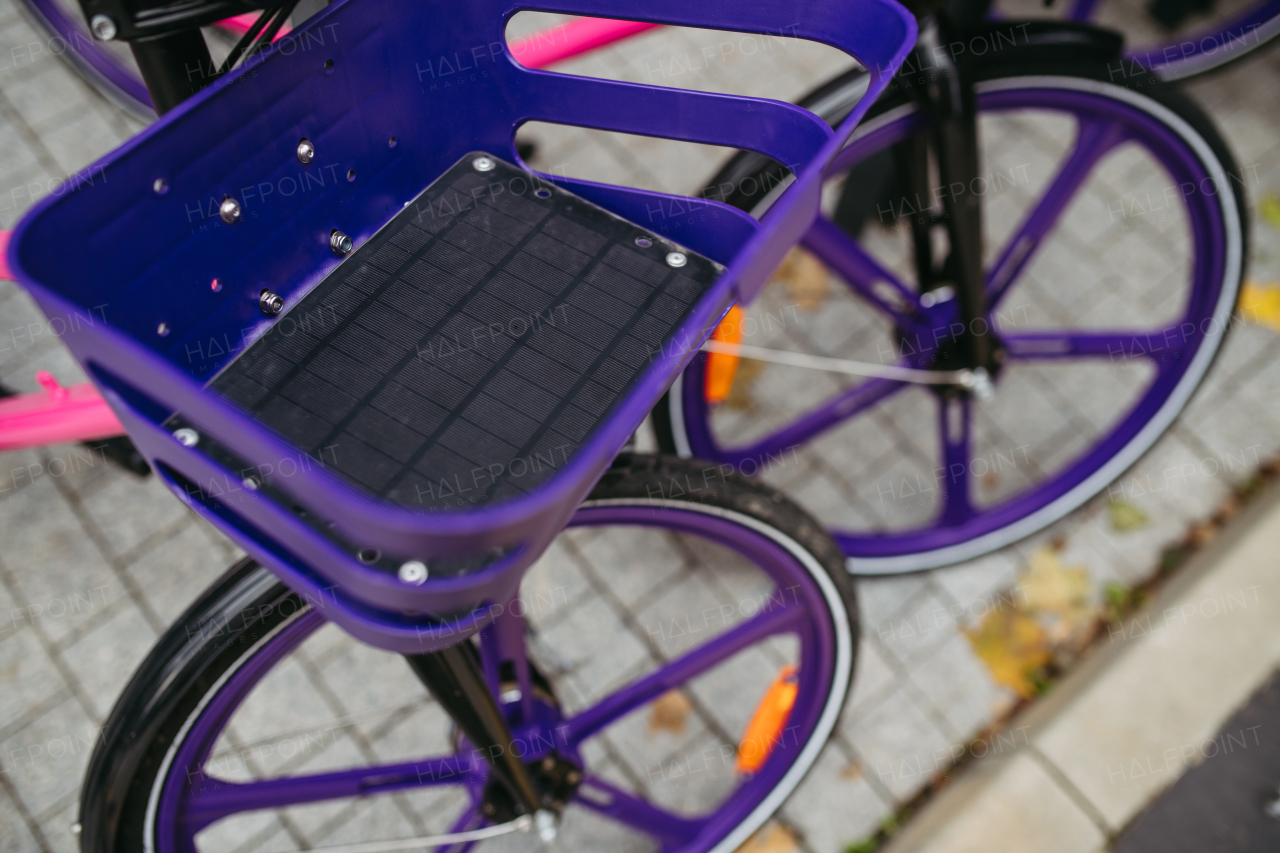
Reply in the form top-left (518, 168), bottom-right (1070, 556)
top-left (891, 2), bottom-right (1004, 381)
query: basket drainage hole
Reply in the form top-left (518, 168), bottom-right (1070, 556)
top-left (347, 169), bottom-right (356, 182)
top-left (357, 548), bottom-right (380, 564)
top-left (388, 136), bottom-right (397, 148)
top-left (534, 188), bottom-right (551, 199)
top-left (634, 237), bottom-right (652, 247)
top-left (324, 58), bottom-right (334, 74)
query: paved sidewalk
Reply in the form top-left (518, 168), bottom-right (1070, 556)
top-left (882, 479), bottom-right (1280, 853)
top-left (1, 4), bottom-right (1280, 853)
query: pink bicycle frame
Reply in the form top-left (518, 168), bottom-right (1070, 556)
top-left (0, 15), bottom-right (660, 454)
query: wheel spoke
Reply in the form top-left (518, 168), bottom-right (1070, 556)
top-left (801, 215), bottom-right (928, 334)
top-left (987, 117), bottom-right (1126, 307)
top-left (1003, 329), bottom-right (1188, 361)
top-left (563, 602), bottom-right (802, 744)
top-left (716, 377), bottom-right (909, 464)
top-left (184, 755), bottom-right (480, 831)
top-left (573, 774), bottom-right (706, 846)
top-left (937, 394), bottom-right (973, 525)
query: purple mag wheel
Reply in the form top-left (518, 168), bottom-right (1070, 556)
top-left (81, 459), bottom-right (855, 853)
top-left (663, 63), bottom-right (1246, 575)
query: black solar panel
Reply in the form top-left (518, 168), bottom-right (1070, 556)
top-left (209, 154), bottom-right (722, 510)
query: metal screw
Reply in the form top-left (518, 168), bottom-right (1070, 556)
top-left (70, 823), bottom-right (82, 836)
top-left (90, 15), bottom-right (117, 40)
top-left (157, 322), bottom-right (170, 336)
top-left (398, 560), bottom-right (428, 584)
top-left (242, 476), bottom-right (260, 491)
top-left (665, 252), bottom-right (687, 268)
top-left (472, 156), bottom-right (495, 172)
top-left (1266, 789), bottom-right (1280, 821)
top-left (296, 138), bottom-right (315, 164)
top-left (260, 290), bottom-right (284, 315)
top-left (173, 427), bottom-right (199, 447)
top-left (330, 230), bottom-right (353, 256)
top-left (153, 178), bottom-right (169, 195)
top-left (219, 196), bottom-right (241, 224)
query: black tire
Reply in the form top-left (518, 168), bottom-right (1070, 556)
top-left (79, 454), bottom-right (856, 853)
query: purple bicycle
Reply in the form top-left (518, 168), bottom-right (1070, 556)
top-left (9, 0), bottom-right (915, 851)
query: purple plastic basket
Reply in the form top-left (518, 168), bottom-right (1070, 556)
top-left (7, 0), bottom-right (915, 652)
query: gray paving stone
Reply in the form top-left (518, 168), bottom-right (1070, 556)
top-left (846, 636), bottom-right (897, 716)
top-left (783, 742), bottom-right (893, 853)
top-left (871, 587), bottom-right (960, 668)
top-left (79, 467), bottom-right (192, 559)
top-left (908, 633), bottom-right (1015, 743)
top-left (0, 623), bottom-right (64, 732)
top-left (125, 521), bottom-right (230, 626)
top-left (58, 603), bottom-right (156, 721)
top-left (845, 684), bottom-right (954, 801)
top-left (0, 477), bottom-right (123, 644)
top-left (0, 785), bottom-right (42, 853)
top-left (0, 695), bottom-right (96, 818)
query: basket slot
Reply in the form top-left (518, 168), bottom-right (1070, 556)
top-left (512, 72), bottom-right (834, 177)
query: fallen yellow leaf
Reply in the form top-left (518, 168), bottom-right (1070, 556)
top-left (1108, 498), bottom-right (1149, 533)
top-left (1259, 195), bottom-right (1280, 231)
top-left (649, 690), bottom-right (694, 735)
top-left (1020, 547), bottom-right (1093, 645)
top-left (1238, 280), bottom-right (1280, 334)
top-left (771, 248), bottom-right (830, 311)
top-left (723, 357), bottom-right (766, 411)
top-left (965, 607), bottom-right (1050, 699)
top-left (734, 822), bottom-right (800, 853)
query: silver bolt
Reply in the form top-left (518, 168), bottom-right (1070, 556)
top-left (296, 138), bottom-right (315, 164)
top-left (90, 15), bottom-right (117, 40)
top-left (70, 823), bottom-right (82, 836)
top-left (534, 810), bottom-right (559, 843)
top-left (219, 197), bottom-right (241, 225)
top-left (398, 560), bottom-right (428, 584)
top-left (665, 252), bottom-right (687, 268)
top-left (260, 290), bottom-right (284, 315)
top-left (173, 427), bottom-right (199, 447)
top-left (1266, 790), bottom-right (1280, 821)
top-left (472, 156), bottom-right (495, 172)
top-left (330, 230), bottom-right (353, 256)
top-left (920, 285), bottom-right (955, 308)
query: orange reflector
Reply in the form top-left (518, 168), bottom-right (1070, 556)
top-left (735, 665), bottom-right (799, 775)
top-left (704, 305), bottom-right (745, 404)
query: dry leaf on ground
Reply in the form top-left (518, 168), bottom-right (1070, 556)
top-left (1239, 279), bottom-right (1280, 334)
top-left (733, 822), bottom-right (800, 853)
top-left (1020, 547), bottom-right (1093, 645)
top-left (1108, 498), bottom-right (1150, 532)
top-left (723, 357), bottom-right (766, 410)
top-left (771, 248), bottom-right (830, 311)
top-left (649, 690), bottom-right (694, 735)
top-left (965, 607), bottom-right (1050, 699)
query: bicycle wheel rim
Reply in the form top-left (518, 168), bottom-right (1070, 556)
top-left (20, 0), bottom-right (155, 118)
top-left (141, 500), bottom-right (851, 853)
top-left (1121, 0), bottom-right (1280, 80)
top-left (672, 74), bottom-right (1242, 574)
